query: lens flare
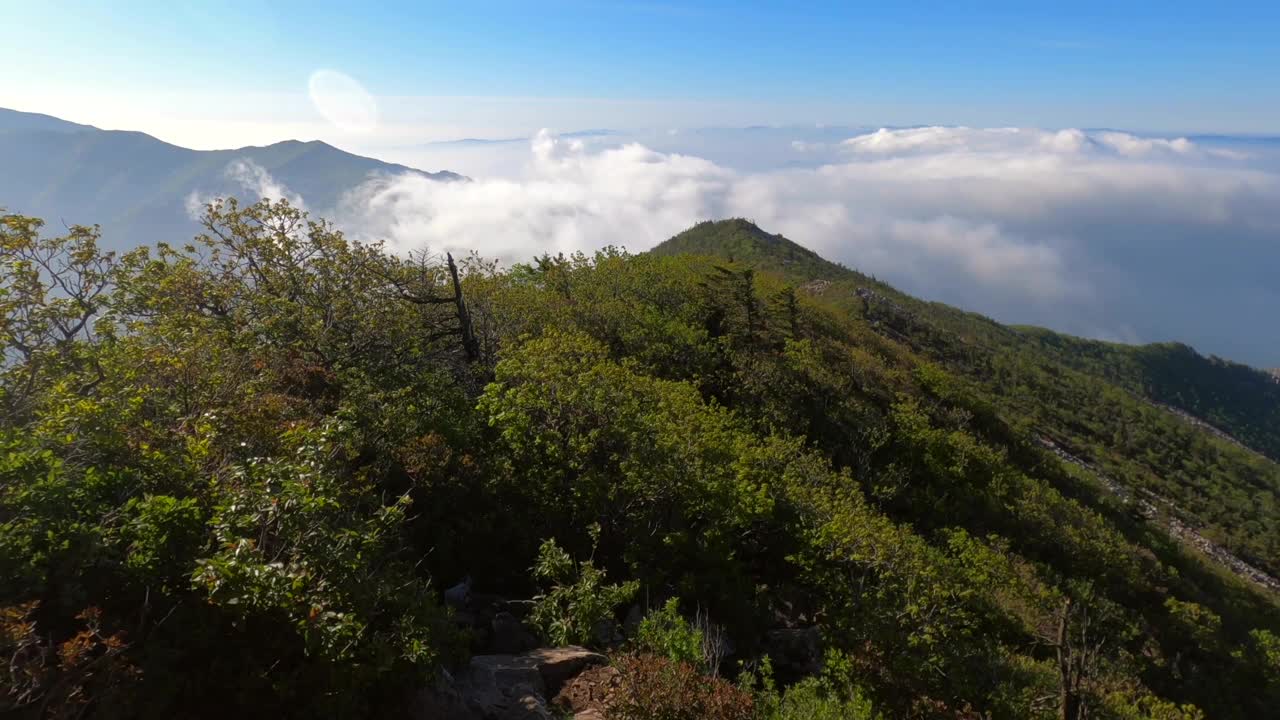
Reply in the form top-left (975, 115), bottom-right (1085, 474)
top-left (308, 69), bottom-right (378, 134)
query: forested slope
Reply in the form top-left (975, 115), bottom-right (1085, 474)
top-left (1, 205), bottom-right (1277, 719)
top-left (1013, 331), bottom-right (1280, 462)
top-left (656, 220), bottom-right (1280, 583)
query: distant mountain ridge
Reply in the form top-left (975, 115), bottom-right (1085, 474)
top-left (0, 108), bottom-right (94, 133)
top-left (0, 107), bottom-right (462, 250)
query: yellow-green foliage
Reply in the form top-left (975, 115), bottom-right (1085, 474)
top-left (1, 208), bottom-right (1276, 719)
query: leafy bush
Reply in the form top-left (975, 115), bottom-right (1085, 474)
top-left (766, 677), bottom-right (880, 720)
top-left (1104, 692), bottom-right (1207, 720)
top-left (192, 420), bottom-right (449, 670)
top-left (1, 202), bottom-right (469, 716)
top-left (746, 651), bottom-right (882, 720)
top-left (529, 525), bottom-right (638, 647)
top-left (634, 598), bottom-right (703, 666)
top-left (0, 603), bottom-right (139, 719)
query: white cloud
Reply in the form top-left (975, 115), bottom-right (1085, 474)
top-left (838, 126), bottom-right (1238, 161)
top-left (184, 190), bottom-right (211, 222)
top-left (791, 140), bottom-right (827, 152)
top-left (185, 159), bottom-right (304, 220)
top-left (886, 217), bottom-right (1073, 300)
top-left (1095, 131), bottom-right (1192, 156)
top-left (224, 159), bottom-right (305, 209)
top-left (336, 130), bottom-right (734, 260)
top-left (840, 126), bottom-right (1009, 154)
top-left (327, 126), bottom-right (1280, 366)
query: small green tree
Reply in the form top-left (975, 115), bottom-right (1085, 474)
top-left (635, 598), bottom-right (704, 666)
top-left (746, 650), bottom-right (882, 720)
top-left (529, 524), bottom-right (638, 647)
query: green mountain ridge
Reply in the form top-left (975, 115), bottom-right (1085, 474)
top-left (653, 219), bottom-right (1280, 463)
top-left (652, 218), bottom-right (852, 281)
top-left (653, 218), bottom-right (1280, 589)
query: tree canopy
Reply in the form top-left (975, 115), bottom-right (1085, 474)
top-left (1, 205), bottom-right (1276, 719)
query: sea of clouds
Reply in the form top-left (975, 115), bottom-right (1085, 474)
top-left (213, 126), bottom-right (1280, 367)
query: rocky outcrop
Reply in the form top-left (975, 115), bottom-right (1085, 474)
top-left (1037, 435), bottom-right (1280, 594)
top-left (426, 578), bottom-right (619, 718)
top-left (1152, 402), bottom-right (1264, 459)
top-left (443, 581), bottom-right (542, 655)
top-left (410, 669), bottom-right (477, 719)
top-left (457, 647), bottom-right (608, 720)
top-left (799, 279), bottom-right (832, 295)
top-left (444, 576), bottom-right (473, 609)
top-left (524, 646), bottom-right (610, 695)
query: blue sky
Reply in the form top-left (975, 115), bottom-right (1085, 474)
top-left (4, 1), bottom-right (1280, 365)
top-left (4, 0), bottom-right (1279, 148)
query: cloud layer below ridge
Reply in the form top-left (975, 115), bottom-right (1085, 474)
top-left (232, 125), bottom-right (1280, 366)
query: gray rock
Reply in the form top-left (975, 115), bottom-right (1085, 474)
top-left (445, 576), bottom-right (473, 609)
top-left (466, 655), bottom-right (547, 698)
top-left (526, 646), bottom-right (609, 696)
top-left (459, 646), bottom-right (608, 719)
top-left (409, 668), bottom-right (480, 720)
top-left (489, 683), bottom-right (553, 720)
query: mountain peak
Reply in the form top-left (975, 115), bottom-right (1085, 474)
top-left (650, 218), bottom-right (848, 281)
top-left (264, 138), bottom-right (333, 150)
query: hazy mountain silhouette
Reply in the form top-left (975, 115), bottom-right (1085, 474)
top-left (0, 107), bottom-right (462, 249)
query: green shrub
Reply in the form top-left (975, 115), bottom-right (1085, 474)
top-left (120, 494), bottom-right (205, 585)
top-left (529, 525), bottom-right (638, 647)
top-left (747, 651), bottom-right (882, 720)
top-left (767, 677), bottom-right (880, 720)
top-left (634, 598), bottom-right (703, 666)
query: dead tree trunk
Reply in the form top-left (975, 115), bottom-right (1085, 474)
top-left (447, 253), bottom-right (479, 362)
top-left (1032, 593), bottom-right (1108, 720)
top-left (1057, 602), bottom-right (1073, 720)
